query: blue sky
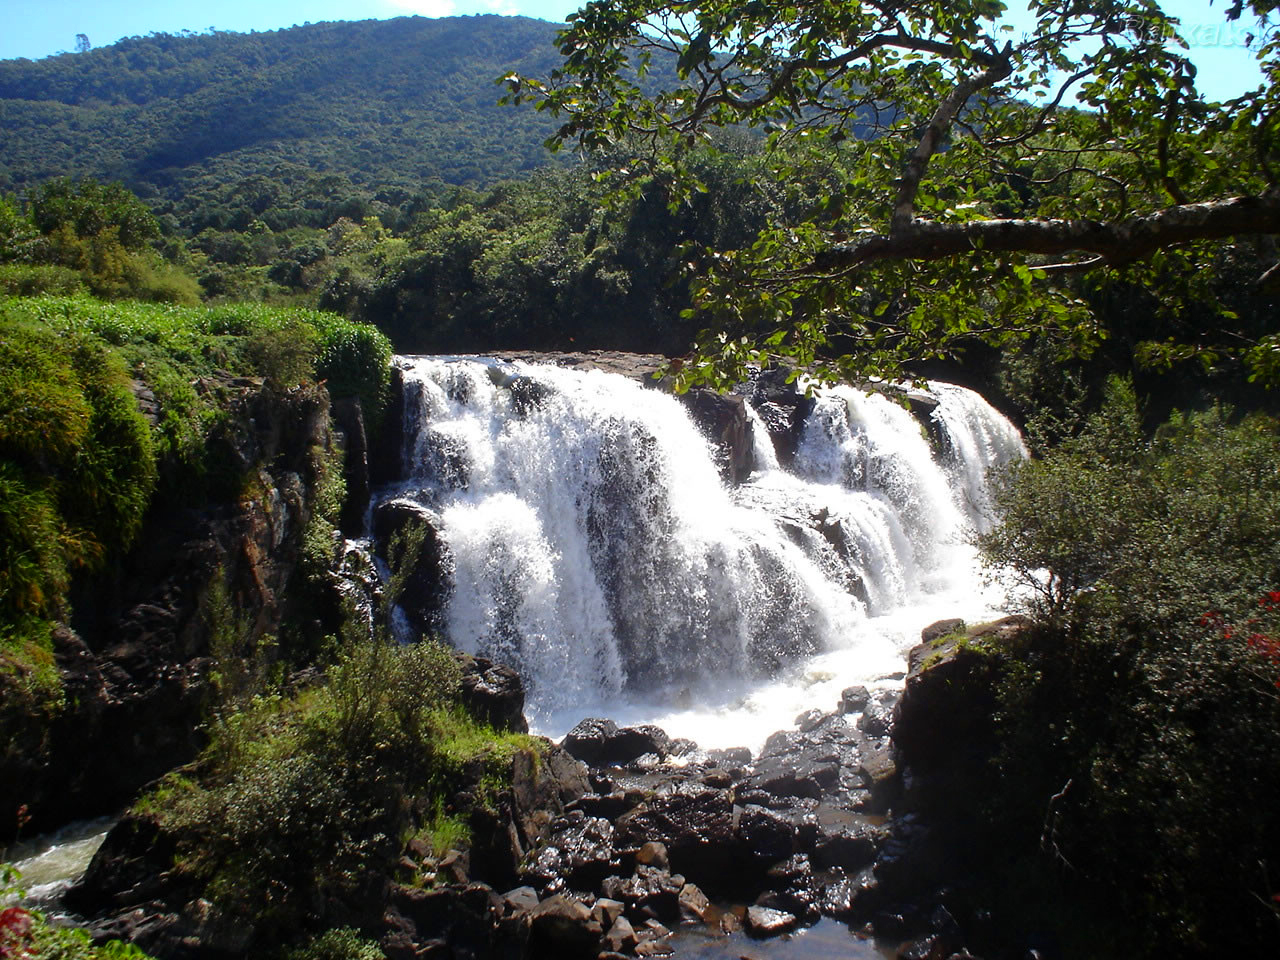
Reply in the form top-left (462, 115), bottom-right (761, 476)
top-left (0, 0), bottom-right (1268, 102)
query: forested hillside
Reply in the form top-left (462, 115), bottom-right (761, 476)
top-left (0, 16), bottom-right (567, 225)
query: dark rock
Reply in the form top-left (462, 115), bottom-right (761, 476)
top-left (677, 883), bottom-right (712, 923)
top-left (899, 934), bottom-right (949, 960)
top-left (591, 898), bottom-right (625, 929)
top-left (575, 791), bottom-right (638, 821)
top-left (919, 618), bottom-right (967, 647)
top-left (369, 363), bottom-right (407, 487)
top-left (840, 685), bottom-right (872, 713)
top-left (635, 841), bottom-right (670, 871)
top-left (678, 389), bottom-right (754, 484)
top-left (563, 720), bottom-right (673, 768)
top-left (438, 849), bottom-right (470, 885)
top-left (502, 886), bottom-right (540, 915)
top-left (795, 708), bottom-right (829, 732)
top-left (765, 854), bottom-right (812, 886)
top-left (706, 746), bottom-right (752, 767)
top-left (601, 865), bottom-right (685, 923)
top-left (549, 815), bottom-right (620, 890)
top-left (813, 821), bottom-right (885, 871)
top-left (458, 654), bottom-right (528, 734)
top-left (371, 497), bottom-right (453, 637)
top-left (857, 702), bottom-right (893, 738)
top-left (750, 368), bottom-right (815, 466)
top-left (331, 395), bottom-right (371, 535)
top-left (507, 376), bottom-right (554, 416)
top-left (561, 718), bottom-right (620, 766)
top-left (614, 783), bottom-right (738, 883)
top-left (668, 737), bottom-right (699, 757)
top-left (4, 381), bottom-right (338, 837)
top-left (526, 894), bottom-right (601, 959)
top-left (603, 914), bottom-right (638, 953)
top-left (470, 742), bottom-right (588, 888)
top-left (737, 805), bottom-right (796, 862)
top-left (613, 724), bottom-right (672, 762)
top-left (893, 619), bottom-right (1031, 774)
top-left (745, 904), bottom-right (797, 938)
top-left (858, 745), bottom-right (900, 813)
top-left (700, 769), bottom-right (733, 788)
top-left (743, 755), bottom-right (840, 801)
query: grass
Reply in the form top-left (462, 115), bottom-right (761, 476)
top-left (130, 632), bottom-right (544, 948)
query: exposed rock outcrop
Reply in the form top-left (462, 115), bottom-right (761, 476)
top-left (0, 380), bottom-right (351, 838)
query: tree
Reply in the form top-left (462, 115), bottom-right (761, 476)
top-left (507, 0), bottom-right (1280, 386)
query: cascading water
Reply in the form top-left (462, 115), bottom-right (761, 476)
top-left (385, 357), bottom-right (1025, 750)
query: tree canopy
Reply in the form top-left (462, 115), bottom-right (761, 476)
top-left (507, 0), bottom-right (1280, 386)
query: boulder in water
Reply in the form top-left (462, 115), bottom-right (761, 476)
top-left (371, 497), bottom-right (453, 636)
top-left (458, 654), bottom-right (528, 733)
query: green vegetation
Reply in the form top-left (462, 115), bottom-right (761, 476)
top-left (509, 0), bottom-right (1279, 389)
top-left (141, 632), bottom-right (542, 947)
top-left (0, 295), bottom-right (389, 747)
top-left (971, 380), bottom-right (1280, 957)
top-left (1, 867), bottom-right (153, 960)
top-left (0, 17), bottom-right (567, 224)
top-left (1, 180), bottom-right (199, 304)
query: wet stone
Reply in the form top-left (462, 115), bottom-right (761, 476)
top-left (745, 904), bottom-right (797, 938)
top-left (840, 685), bottom-right (872, 713)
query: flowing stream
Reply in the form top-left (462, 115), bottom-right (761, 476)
top-left (386, 358), bottom-right (1025, 750)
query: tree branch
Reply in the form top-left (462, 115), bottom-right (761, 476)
top-left (891, 47), bottom-right (1013, 231)
top-left (811, 195), bottom-right (1280, 275)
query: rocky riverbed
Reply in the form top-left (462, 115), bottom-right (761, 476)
top-left (62, 616), bottom-right (1031, 960)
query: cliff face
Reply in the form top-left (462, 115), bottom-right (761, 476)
top-left (1, 378), bottom-right (346, 837)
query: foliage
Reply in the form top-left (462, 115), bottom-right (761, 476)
top-left (0, 867), bottom-right (152, 960)
top-left (281, 928), bottom-right (384, 960)
top-left (507, 0), bottom-right (1280, 386)
top-left (142, 630), bottom-right (539, 945)
top-left (976, 383), bottom-right (1280, 957)
top-left (0, 179), bottom-right (198, 304)
top-left (0, 17), bottom-right (569, 230)
top-left (0, 317), bottom-right (155, 622)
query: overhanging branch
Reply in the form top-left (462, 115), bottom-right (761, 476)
top-left (809, 195), bottom-right (1280, 274)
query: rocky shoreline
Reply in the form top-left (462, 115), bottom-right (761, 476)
top-left (63, 616), bottom-right (1030, 960)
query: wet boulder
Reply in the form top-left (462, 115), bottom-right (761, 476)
top-left (614, 782), bottom-right (739, 883)
top-left (458, 654), bottom-right (528, 734)
top-left (745, 904), bottom-right (797, 938)
top-left (561, 719), bottom-right (672, 767)
top-left (561, 718), bottom-right (619, 765)
top-left (371, 497), bottom-right (453, 636)
top-left (737, 805), bottom-right (797, 862)
top-left (678, 389), bottom-right (754, 483)
top-left (526, 894), bottom-right (602, 959)
top-left (601, 865), bottom-right (686, 923)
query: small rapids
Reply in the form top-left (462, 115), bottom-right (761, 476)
top-left (384, 358), bottom-right (1025, 749)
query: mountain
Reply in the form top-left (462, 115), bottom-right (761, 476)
top-left (0, 16), bottom-right (569, 225)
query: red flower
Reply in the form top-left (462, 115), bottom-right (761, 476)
top-left (0, 907), bottom-right (33, 960)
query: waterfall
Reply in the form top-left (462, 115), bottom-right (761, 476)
top-left (384, 357), bottom-right (1024, 746)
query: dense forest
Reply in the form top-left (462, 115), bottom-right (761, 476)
top-left (2, 4), bottom-right (1280, 960)
top-left (0, 17), bottom-right (568, 217)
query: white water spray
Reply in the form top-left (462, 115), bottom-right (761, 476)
top-left (388, 358), bottom-right (1024, 749)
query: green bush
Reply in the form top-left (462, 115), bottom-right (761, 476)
top-left (282, 928), bottom-right (385, 960)
top-left (0, 264), bottom-right (86, 297)
top-left (145, 633), bottom-right (508, 944)
top-left (0, 318), bottom-right (155, 620)
top-left (976, 380), bottom-right (1280, 957)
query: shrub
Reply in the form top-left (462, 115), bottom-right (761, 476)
top-left (0, 264), bottom-right (86, 298)
top-left (149, 634), bottom-right (473, 944)
top-left (0, 318), bottom-right (155, 620)
top-left (976, 379), bottom-right (1280, 957)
